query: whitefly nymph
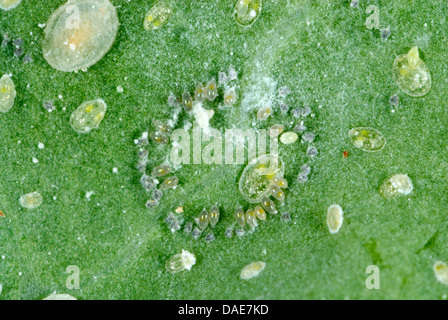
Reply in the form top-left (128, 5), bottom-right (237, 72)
top-left (327, 204), bottom-right (343, 234)
top-left (0, 74), bottom-right (16, 113)
top-left (280, 132), bottom-right (298, 145)
top-left (20, 191), bottom-right (43, 209)
top-left (234, 0), bottom-right (262, 27)
top-left (239, 154), bottom-right (284, 203)
top-left (165, 250), bottom-right (196, 274)
top-left (70, 99), bottom-right (107, 133)
top-left (144, 2), bottom-right (171, 31)
top-left (240, 261), bottom-right (266, 280)
top-left (433, 261), bottom-right (448, 285)
top-left (379, 174), bottom-right (413, 199)
top-left (393, 47), bottom-right (431, 97)
top-left (42, 0), bottom-right (119, 72)
top-left (349, 127), bottom-right (386, 152)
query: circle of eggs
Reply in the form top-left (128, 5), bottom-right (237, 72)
top-left (42, 0), bottom-right (119, 72)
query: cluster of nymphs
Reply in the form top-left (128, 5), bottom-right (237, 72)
top-left (174, 66), bottom-right (238, 114)
top-left (233, 204), bottom-right (270, 236)
top-left (147, 111), bottom-right (181, 145)
top-left (164, 206), bottom-right (220, 242)
top-left (180, 79), bottom-right (218, 111)
top-left (193, 206), bottom-right (220, 241)
top-left (146, 67), bottom-right (238, 148)
top-left (164, 201), bottom-right (291, 242)
top-left (134, 128), bottom-right (179, 209)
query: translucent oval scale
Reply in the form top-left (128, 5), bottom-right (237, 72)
top-left (165, 250), bottom-right (196, 273)
top-left (150, 132), bottom-right (169, 144)
top-left (234, 0), bottom-right (262, 27)
top-left (20, 191), bottom-right (43, 209)
top-left (261, 196), bottom-right (277, 214)
top-left (268, 124), bottom-right (284, 138)
top-left (280, 132), bottom-right (298, 145)
top-left (327, 204), bottom-right (343, 234)
top-left (152, 119), bottom-right (172, 134)
top-left (205, 80), bottom-right (218, 101)
top-left (195, 83), bottom-right (206, 102)
top-left (224, 88), bottom-right (237, 106)
top-left (182, 90), bottom-right (193, 112)
top-left (349, 127), bottom-right (386, 152)
top-left (240, 261), bottom-right (266, 280)
top-left (254, 206), bottom-right (266, 220)
top-left (393, 47), bottom-right (431, 97)
top-left (239, 154), bottom-right (284, 203)
top-left (197, 209), bottom-right (209, 230)
top-left (70, 99), bottom-right (107, 133)
top-left (209, 206), bottom-right (220, 227)
top-left (269, 185), bottom-right (285, 202)
top-left (433, 261), bottom-right (448, 285)
top-left (379, 174), bottom-right (413, 199)
top-left (272, 175), bottom-right (288, 188)
top-left (0, 74), bottom-right (16, 113)
top-left (151, 165), bottom-right (171, 177)
top-left (159, 176), bottom-right (179, 189)
top-left (42, 0), bottom-right (119, 72)
top-left (257, 105), bottom-right (272, 120)
top-left (144, 2), bottom-right (171, 31)
top-left (234, 207), bottom-right (246, 227)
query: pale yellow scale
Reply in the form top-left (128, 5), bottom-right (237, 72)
top-left (70, 99), bottom-right (107, 133)
top-left (434, 261), bottom-right (448, 285)
top-left (349, 127), bottom-right (386, 152)
top-left (327, 204), bottom-right (344, 234)
top-left (0, 74), bottom-right (16, 113)
top-left (144, 2), bottom-right (171, 31)
top-left (240, 261), bottom-right (266, 280)
top-left (234, 0), bottom-right (262, 27)
top-left (379, 174), bottom-right (413, 199)
top-left (393, 47), bottom-right (431, 97)
top-left (165, 250), bottom-right (196, 273)
top-left (20, 192), bottom-right (43, 209)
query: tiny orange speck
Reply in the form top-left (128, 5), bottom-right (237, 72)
top-left (343, 151), bottom-right (349, 158)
